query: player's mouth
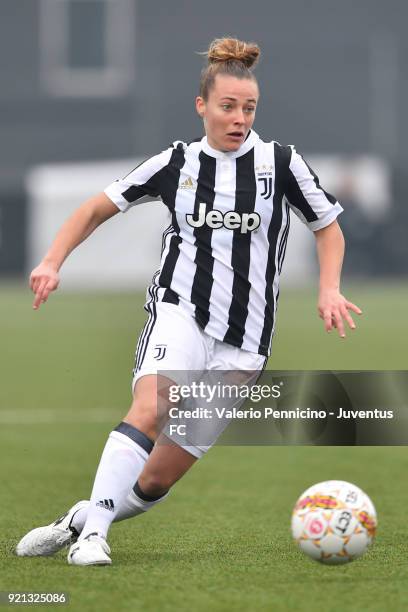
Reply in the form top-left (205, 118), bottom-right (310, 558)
top-left (227, 131), bottom-right (244, 141)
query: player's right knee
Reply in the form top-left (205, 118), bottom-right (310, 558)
top-left (124, 375), bottom-right (176, 440)
top-left (123, 397), bottom-right (158, 440)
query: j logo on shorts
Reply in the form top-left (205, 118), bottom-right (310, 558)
top-left (153, 344), bottom-right (167, 361)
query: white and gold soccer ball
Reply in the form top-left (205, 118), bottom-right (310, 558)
top-left (291, 480), bottom-right (377, 565)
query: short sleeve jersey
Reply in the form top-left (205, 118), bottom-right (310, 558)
top-left (105, 130), bottom-right (343, 356)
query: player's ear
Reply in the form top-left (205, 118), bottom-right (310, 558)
top-left (195, 96), bottom-right (205, 118)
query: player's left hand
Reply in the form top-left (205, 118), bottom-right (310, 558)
top-left (318, 289), bottom-right (362, 338)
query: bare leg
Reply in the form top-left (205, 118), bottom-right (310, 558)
top-left (138, 436), bottom-right (197, 497)
top-left (123, 374), bottom-right (174, 441)
top-left (123, 375), bottom-right (198, 496)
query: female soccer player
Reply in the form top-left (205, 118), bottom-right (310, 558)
top-left (16, 37), bottom-right (361, 565)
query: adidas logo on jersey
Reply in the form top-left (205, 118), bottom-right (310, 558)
top-left (180, 176), bottom-right (195, 189)
top-left (186, 202), bottom-right (260, 234)
top-left (96, 499), bottom-right (115, 512)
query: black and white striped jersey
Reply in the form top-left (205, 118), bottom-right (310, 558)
top-left (104, 130), bottom-right (342, 356)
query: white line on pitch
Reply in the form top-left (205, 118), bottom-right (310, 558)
top-left (0, 409), bottom-right (122, 425)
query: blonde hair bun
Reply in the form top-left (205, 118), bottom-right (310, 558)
top-left (207, 37), bottom-right (260, 69)
top-left (198, 37), bottom-right (261, 100)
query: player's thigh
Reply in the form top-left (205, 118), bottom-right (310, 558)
top-left (132, 301), bottom-right (208, 391)
top-left (124, 302), bottom-right (208, 438)
top-left (159, 339), bottom-right (267, 458)
top-left (169, 340), bottom-right (268, 455)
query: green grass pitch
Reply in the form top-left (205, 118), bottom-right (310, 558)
top-left (0, 282), bottom-right (407, 611)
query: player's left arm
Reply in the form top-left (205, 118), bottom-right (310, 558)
top-left (314, 220), bottom-right (362, 337)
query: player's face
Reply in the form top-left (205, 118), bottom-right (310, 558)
top-left (196, 75), bottom-right (259, 152)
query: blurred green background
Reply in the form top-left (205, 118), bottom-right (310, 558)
top-left (1, 282), bottom-right (408, 612)
top-left (1, 282), bottom-right (406, 416)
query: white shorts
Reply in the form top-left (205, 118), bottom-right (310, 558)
top-left (132, 302), bottom-right (267, 458)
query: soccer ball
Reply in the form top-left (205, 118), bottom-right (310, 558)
top-left (291, 480), bottom-right (377, 565)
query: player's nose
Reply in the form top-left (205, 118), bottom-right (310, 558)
top-left (233, 108), bottom-right (245, 125)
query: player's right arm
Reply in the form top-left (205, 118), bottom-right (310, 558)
top-left (30, 192), bottom-right (119, 310)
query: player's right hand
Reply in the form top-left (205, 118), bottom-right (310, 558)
top-left (30, 263), bottom-right (60, 310)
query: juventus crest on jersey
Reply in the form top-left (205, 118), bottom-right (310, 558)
top-left (105, 130), bottom-right (342, 357)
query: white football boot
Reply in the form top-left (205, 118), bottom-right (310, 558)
top-left (67, 532), bottom-right (111, 566)
top-left (15, 500), bottom-right (89, 557)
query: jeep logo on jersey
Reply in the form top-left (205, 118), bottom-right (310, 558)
top-left (186, 203), bottom-right (260, 234)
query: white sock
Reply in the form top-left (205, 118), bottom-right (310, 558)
top-left (115, 486), bottom-right (169, 521)
top-left (78, 422), bottom-right (153, 541)
top-left (71, 506), bottom-right (89, 532)
top-left (71, 487), bottom-right (168, 531)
